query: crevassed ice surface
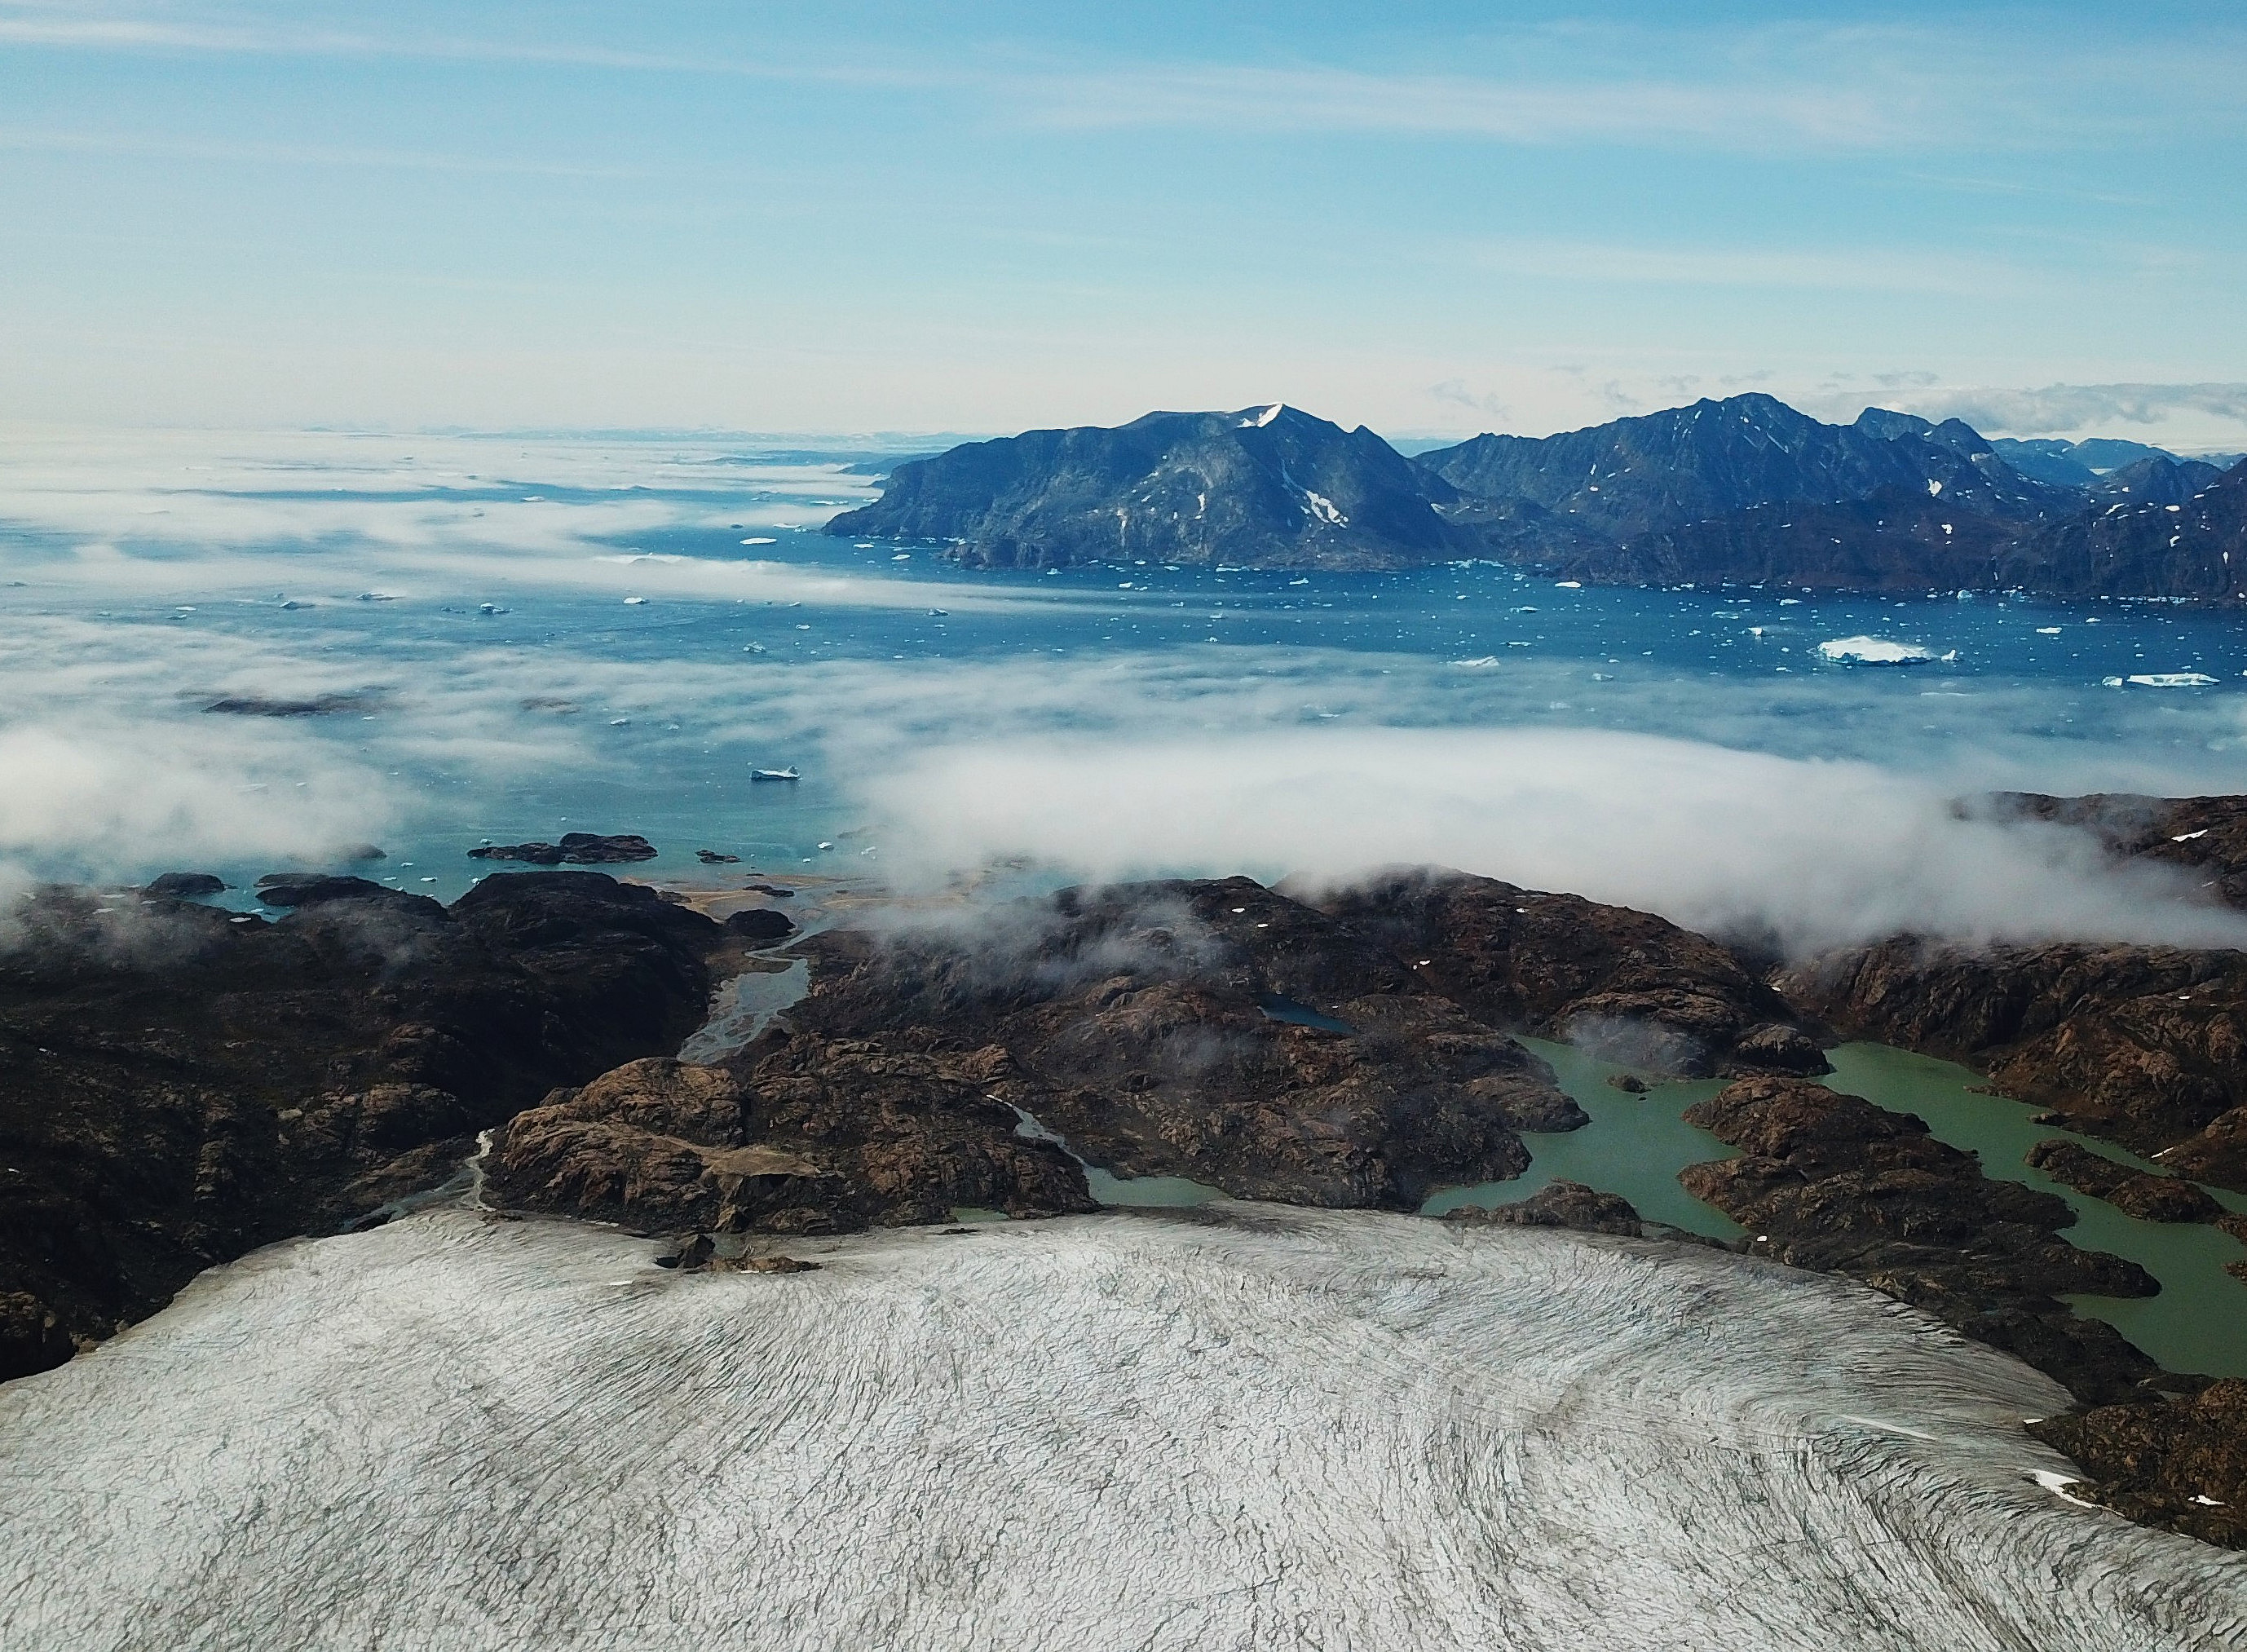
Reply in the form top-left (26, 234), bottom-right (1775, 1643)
top-left (5, 1206), bottom-right (2244, 1651)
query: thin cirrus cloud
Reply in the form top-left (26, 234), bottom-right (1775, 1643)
top-left (0, 126), bottom-right (642, 179)
top-left (7, 6), bottom-right (2240, 157)
top-left (995, 25), bottom-right (2247, 154)
top-left (1461, 238), bottom-right (2028, 298)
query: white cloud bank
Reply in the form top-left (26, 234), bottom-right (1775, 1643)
top-left (859, 727), bottom-right (2247, 957)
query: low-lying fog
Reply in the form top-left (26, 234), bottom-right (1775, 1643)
top-left (7, 426), bottom-right (2247, 954)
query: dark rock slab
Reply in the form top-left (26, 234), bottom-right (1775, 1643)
top-left (1679, 1076), bottom-right (2160, 1405)
top-left (1981, 789), bottom-right (2247, 912)
top-left (787, 875), bottom-right (1575, 1208)
top-left (1446, 1180), bottom-right (1643, 1237)
top-left (469, 833), bottom-right (657, 866)
top-left (142, 872), bottom-right (225, 899)
top-left (1780, 936), bottom-right (2247, 1191)
top-left (203, 691), bottom-right (383, 718)
top-left (724, 908), bottom-right (797, 942)
top-left (254, 873), bottom-right (436, 913)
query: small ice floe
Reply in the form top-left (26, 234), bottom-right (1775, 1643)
top-left (739, 537), bottom-right (777, 546)
top-left (2127, 673), bottom-right (2218, 688)
top-left (751, 768), bottom-right (801, 783)
top-left (1817, 636), bottom-right (1936, 666)
top-left (1553, 581), bottom-right (1583, 590)
top-left (928, 608), bottom-right (947, 616)
top-left (609, 718), bottom-right (631, 727)
top-left (1288, 578), bottom-right (1311, 587)
top-left (2030, 1470), bottom-right (2097, 1508)
top-left (816, 841), bottom-right (834, 851)
top-left (623, 596), bottom-right (648, 606)
top-left (891, 553), bottom-right (911, 562)
top-left (479, 603), bottom-right (508, 616)
top-left (1450, 656), bottom-right (1501, 669)
top-left (743, 643), bottom-right (766, 653)
top-left (2035, 626), bottom-right (2063, 634)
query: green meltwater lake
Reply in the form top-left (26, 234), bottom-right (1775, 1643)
top-left (1424, 1039), bottom-right (2247, 1379)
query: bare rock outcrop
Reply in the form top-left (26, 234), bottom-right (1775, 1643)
top-left (1678, 1076), bottom-right (2160, 1405)
top-left (1305, 868), bottom-right (1826, 1078)
top-left (2024, 1138), bottom-right (2227, 1223)
top-left (2029, 1379), bottom-right (2247, 1550)
top-left (489, 1039), bottom-right (1094, 1235)
top-left (1445, 1180), bottom-right (1644, 1237)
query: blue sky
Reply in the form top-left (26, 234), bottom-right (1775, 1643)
top-left (2, 1), bottom-right (2244, 443)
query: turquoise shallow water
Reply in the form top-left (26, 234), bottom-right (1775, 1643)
top-left (1426, 1037), bottom-right (2247, 1376)
top-left (1821, 1043), bottom-right (2247, 1377)
top-left (1422, 1039), bottom-right (1742, 1239)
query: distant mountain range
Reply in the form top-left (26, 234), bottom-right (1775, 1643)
top-left (823, 395), bottom-right (2247, 599)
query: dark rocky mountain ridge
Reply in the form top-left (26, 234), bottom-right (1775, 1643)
top-left (826, 404), bottom-right (1468, 570)
top-left (832, 391), bottom-right (2247, 598)
top-left (1413, 395), bottom-right (2075, 541)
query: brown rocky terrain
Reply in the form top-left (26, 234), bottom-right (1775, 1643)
top-left (1304, 868), bottom-right (1826, 1078)
top-left (786, 876), bottom-right (1578, 1208)
top-left (1779, 939), bottom-right (2247, 1190)
top-left (1676, 1076), bottom-right (2161, 1406)
top-left (2028, 1380), bottom-right (2247, 1549)
top-left (1444, 1180), bottom-right (1644, 1237)
top-left (0, 872), bottom-right (726, 1380)
top-left (488, 1036), bottom-right (1094, 1235)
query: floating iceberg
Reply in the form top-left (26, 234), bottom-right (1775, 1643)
top-left (1816, 636), bottom-right (1939, 666)
top-left (2126, 673), bottom-right (2218, 688)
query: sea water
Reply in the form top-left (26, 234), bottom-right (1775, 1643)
top-left (7, 435), bottom-right (2247, 900)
